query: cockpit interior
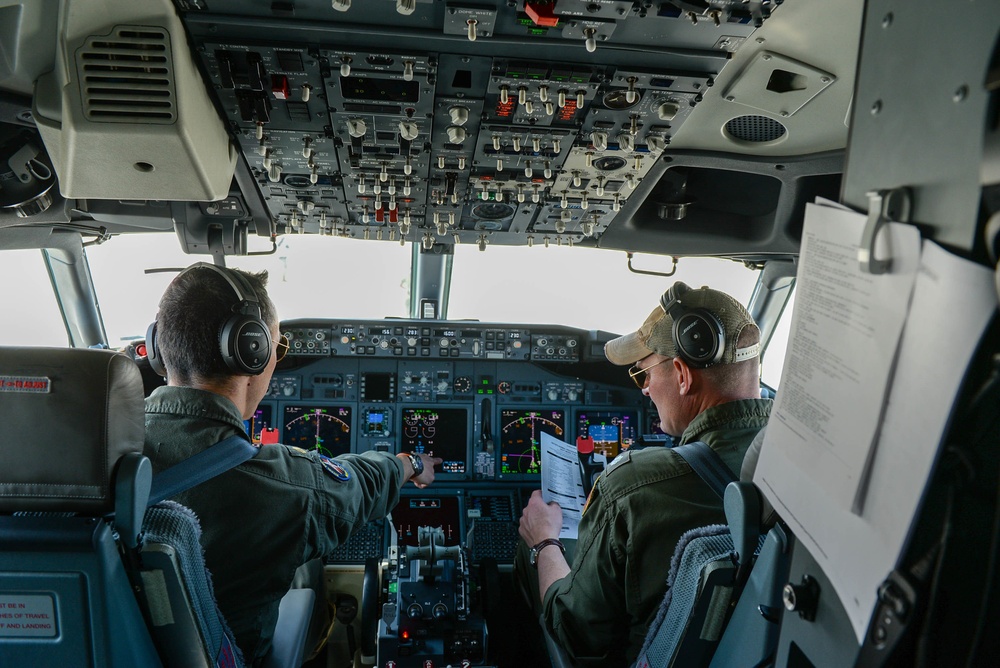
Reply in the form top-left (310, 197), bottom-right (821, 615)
top-left (1, 0), bottom-right (999, 666)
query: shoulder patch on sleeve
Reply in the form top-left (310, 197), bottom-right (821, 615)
top-left (319, 455), bottom-right (352, 482)
top-left (604, 449), bottom-right (632, 476)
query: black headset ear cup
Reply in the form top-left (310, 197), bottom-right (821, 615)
top-left (145, 321), bottom-right (167, 377)
top-left (219, 311), bottom-right (272, 375)
top-left (661, 282), bottom-right (726, 368)
top-left (671, 308), bottom-right (725, 368)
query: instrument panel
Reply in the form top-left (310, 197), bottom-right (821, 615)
top-left (256, 318), bottom-right (653, 563)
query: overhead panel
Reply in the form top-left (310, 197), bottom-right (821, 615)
top-left (181, 0), bottom-right (779, 247)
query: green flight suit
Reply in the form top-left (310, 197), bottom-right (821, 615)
top-left (516, 398), bottom-right (771, 667)
top-left (144, 386), bottom-right (406, 666)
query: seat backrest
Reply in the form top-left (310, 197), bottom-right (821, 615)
top-left (0, 346), bottom-right (163, 667)
top-left (633, 480), bottom-right (786, 668)
top-left (0, 347), bottom-right (244, 668)
top-left (140, 501), bottom-right (245, 668)
top-left (634, 525), bottom-right (741, 668)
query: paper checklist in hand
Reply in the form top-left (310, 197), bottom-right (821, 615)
top-left (540, 431), bottom-right (590, 540)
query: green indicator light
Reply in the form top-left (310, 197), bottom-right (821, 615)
top-left (389, 582), bottom-right (398, 594)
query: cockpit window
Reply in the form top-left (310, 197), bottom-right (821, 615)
top-left (0, 249), bottom-right (66, 346)
top-left (761, 287), bottom-right (795, 390)
top-left (87, 233), bottom-right (411, 345)
top-left (448, 245), bottom-right (758, 335)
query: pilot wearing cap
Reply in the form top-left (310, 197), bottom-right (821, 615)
top-left (516, 281), bottom-right (772, 667)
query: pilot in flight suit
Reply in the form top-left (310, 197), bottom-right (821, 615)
top-left (143, 264), bottom-right (440, 666)
top-left (516, 282), bottom-right (772, 667)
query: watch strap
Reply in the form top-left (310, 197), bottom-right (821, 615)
top-left (407, 452), bottom-right (424, 477)
top-left (530, 538), bottom-right (565, 568)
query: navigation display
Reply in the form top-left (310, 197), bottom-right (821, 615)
top-left (576, 410), bottom-right (637, 459)
top-left (499, 409), bottom-right (565, 475)
top-left (393, 495), bottom-right (462, 547)
top-left (400, 407), bottom-right (468, 475)
top-left (283, 405), bottom-right (352, 457)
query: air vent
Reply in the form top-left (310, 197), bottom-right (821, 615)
top-left (76, 27), bottom-right (176, 124)
top-left (724, 115), bottom-right (787, 143)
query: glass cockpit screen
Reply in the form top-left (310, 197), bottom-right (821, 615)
top-left (499, 409), bottom-right (565, 475)
top-left (576, 410), bottom-right (637, 459)
top-left (393, 495), bottom-right (461, 547)
top-left (283, 405), bottom-right (352, 457)
top-left (400, 407), bottom-right (468, 475)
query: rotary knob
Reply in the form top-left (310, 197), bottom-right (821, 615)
top-left (346, 118), bottom-right (366, 138)
top-left (448, 106), bottom-right (469, 125)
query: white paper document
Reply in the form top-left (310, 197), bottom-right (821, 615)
top-left (540, 431), bottom-right (588, 540)
top-left (755, 201), bottom-right (996, 642)
top-left (768, 202), bottom-right (921, 511)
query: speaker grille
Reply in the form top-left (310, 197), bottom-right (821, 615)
top-left (77, 27), bottom-right (176, 124)
top-left (724, 115), bottom-right (787, 143)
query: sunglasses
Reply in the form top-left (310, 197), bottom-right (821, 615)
top-left (628, 357), bottom-right (669, 389)
top-left (275, 334), bottom-right (289, 362)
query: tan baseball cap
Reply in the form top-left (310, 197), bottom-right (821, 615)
top-left (605, 282), bottom-right (760, 366)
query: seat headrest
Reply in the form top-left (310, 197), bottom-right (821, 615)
top-left (0, 347), bottom-right (144, 514)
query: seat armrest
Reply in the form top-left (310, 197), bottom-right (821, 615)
top-left (262, 588), bottom-right (316, 668)
top-left (540, 614), bottom-right (577, 668)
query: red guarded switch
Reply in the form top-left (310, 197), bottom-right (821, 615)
top-left (271, 74), bottom-right (291, 100)
top-left (525, 2), bottom-right (559, 28)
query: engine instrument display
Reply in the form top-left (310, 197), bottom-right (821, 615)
top-left (499, 409), bottom-right (565, 475)
top-left (393, 495), bottom-right (462, 547)
top-left (400, 407), bottom-right (468, 475)
top-left (283, 405), bottom-right (352, 457)
top-left (576, 410), bottom-right (637, 459)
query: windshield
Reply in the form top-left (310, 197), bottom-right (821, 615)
top-left (1, 249), bottom-right (66, 347)
top-left (448, 245), bottom-right (758, 334)
top-left (86, 234), bottom-right (413, 345)
top-left (84, 234), bottom-right (758, 346)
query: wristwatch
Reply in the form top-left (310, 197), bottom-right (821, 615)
top-left (529, 538), bottom-right (565, 568)
top-left (406, 452), bottom-right (424, 477)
